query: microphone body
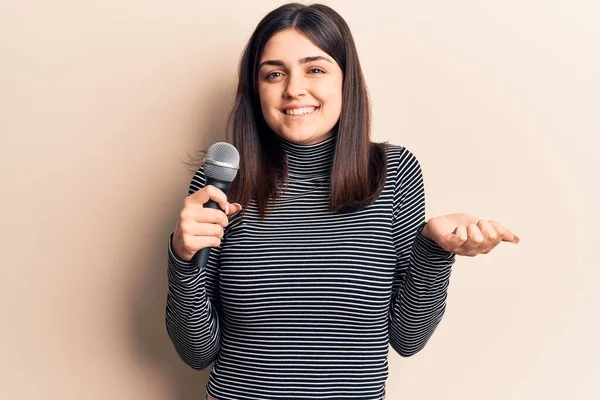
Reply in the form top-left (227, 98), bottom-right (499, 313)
top-left (192, 178), bottom-right (230, 269)
top-left (190, 142), bottom-right (240, 269)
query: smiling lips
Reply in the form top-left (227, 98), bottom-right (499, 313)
top-left (282, 106), bottom-right (320, 116)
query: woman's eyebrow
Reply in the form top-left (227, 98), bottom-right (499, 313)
top-left (259, 55), bottom-right (333, 69)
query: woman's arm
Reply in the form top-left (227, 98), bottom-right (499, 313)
top-left (388, 148), bottom-right (456, 357)
top-left (165, 166), bottom-right (223, 370)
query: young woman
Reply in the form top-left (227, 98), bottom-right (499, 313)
top-left (166, 3), bottom-right (520, 400)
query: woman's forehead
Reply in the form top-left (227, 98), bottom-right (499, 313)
top-left (260, 30), bottom-right (327, 62)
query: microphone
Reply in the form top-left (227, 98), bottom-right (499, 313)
top-left (192, 142), bottom-right (240, 269)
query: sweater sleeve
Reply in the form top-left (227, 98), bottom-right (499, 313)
top-left (165, 165), bottom-right (224, 370)
top-left (388, 147), bottom-right (456, 357)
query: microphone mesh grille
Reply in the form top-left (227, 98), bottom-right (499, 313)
top-left (204, 142), bottom-right (240, 183)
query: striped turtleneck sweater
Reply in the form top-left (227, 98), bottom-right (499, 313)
top-left (166, 134), bottom-right (456, 400)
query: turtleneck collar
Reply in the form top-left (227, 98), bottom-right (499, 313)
top-left (276, 134), bottom-right (337, 179)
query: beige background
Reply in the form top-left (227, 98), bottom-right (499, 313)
top-left (1, 0), bottom-right (598, 399)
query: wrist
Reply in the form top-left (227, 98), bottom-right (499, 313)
top-left (421, 221), bottom-right (434, 241)
top-left (170, 231), bottom-right (191, 262)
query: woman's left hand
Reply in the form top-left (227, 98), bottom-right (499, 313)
top-left (421, 213), bottom-right (520, 257)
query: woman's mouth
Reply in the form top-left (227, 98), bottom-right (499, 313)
top-left (281, 106), bottom-right (320, 118)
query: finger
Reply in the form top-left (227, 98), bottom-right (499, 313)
top-left (444, 225), bottom-right (468, 251)
top-left (184, 234), bottom-right (223, 255)
top-left (461, 223), bottom-right (485, 254)
top-left (489, 220), bottom-right (519, 244)
top-left (488, 220), bottom-right (507, 238)
top-left (187, 185), bottom-right (229, 212)
top-left (477, 219), bottom-right (499, 253)
top-left (181, 206), bottom-right (229, 227)
top-left (455, 225), bottom-right (468, 241)
top-left (187, 222), bottom-right (225, 238)
top-left (501, 229), bottom-right (520, 244)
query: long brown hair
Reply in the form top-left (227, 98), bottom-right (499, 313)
top-left (189, 2), bottom-right (389, 220)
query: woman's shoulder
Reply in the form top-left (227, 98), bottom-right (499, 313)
top-left (379, 142), bottom-right (420, 169)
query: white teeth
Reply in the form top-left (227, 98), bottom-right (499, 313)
top-left (284, 107), bottom-right (317, 115)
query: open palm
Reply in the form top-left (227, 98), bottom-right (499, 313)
top-left (422, 213), bottom-right (520, 257)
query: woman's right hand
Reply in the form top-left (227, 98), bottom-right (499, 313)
top-left (172, 185), bottom-right (242, 262)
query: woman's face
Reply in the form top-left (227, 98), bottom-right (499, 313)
top-left (257, 29), bottom-right (343, 145)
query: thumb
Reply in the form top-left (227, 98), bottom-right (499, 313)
top-left (227, 202), bottom-right (243, 215)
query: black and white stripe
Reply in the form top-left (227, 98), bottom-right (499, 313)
top-left (166, 134), bottom-right (455, 400)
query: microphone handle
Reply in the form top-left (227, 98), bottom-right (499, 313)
top-left (192, 179), bottom-right (230, 269)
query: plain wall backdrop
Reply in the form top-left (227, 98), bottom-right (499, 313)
top-left (1, 0), bottom-right (598, 399)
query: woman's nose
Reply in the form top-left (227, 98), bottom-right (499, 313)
top-left (283, 74), bottom-right (307, 98)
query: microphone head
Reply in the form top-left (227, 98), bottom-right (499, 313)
top-left (204, 142), bottom-right (240, 183)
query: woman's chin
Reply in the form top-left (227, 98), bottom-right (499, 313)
top-left (283, 132), bottom-right (332, 145)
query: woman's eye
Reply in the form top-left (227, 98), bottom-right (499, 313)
top-left (266, 72), bottom-right (282, 80)
top-left (265, 67), bottom-right (326, 81)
